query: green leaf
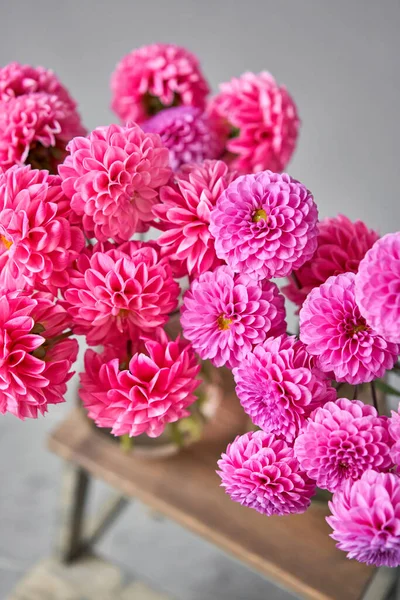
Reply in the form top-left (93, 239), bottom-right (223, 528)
top-left (375, 379), bottom-right (400, 397)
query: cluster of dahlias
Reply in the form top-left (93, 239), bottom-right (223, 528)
top-left (1, 43), bottom-right (400, 570)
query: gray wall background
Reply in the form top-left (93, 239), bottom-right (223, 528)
top-left (1, 0), bottom-right (399, 232)
top-left (0, 2), bottom-right (400, 599)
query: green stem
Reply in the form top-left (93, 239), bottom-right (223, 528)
top-left (370, 381), bottom-right (379, 412)
top-left (169, 422), bottom-right (185, 448)
top-left (120, 434), bottom-right (134, 453)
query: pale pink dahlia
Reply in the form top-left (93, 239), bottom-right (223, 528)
top-left (111, 43), bottom-right (209, 124)
top-left (59, 123), bottom-right (170, 241)
top-left (233, 334), bottom-right (336, 442)
top-left (64, 246), bottom-right (179, 346)
top-left (142, 106), bottom-right (222, 171)
top-left (208, 71), bottom-right (299, 175)
top-left (80, 330), bottom-right (200, 437)
top-left (327, 470), bottom-right (400, 567)
top-left (209, 171), bottom-right (318, 280)
top-left (153, 160), bottom-right (236, 278)
top-left (217, 430), bottom-right (315, 516)
top-left (0, 62), bottom-right (78, 110)
top-left (181, 265), bottom-right (286, 369)
top-left (299, 272), bottom-right (399, 384)
top-left (0, 165), bottom-right (85, 292)
top-left (283, 215), bottom-right (379, 308)
top-left (389, 408), bottom-right (400, 467)
top-left (0, 92), bottom-right (85, 173)
top-left (355, 232), bottom-right (400, 344)
top-left (0, 291), bottom-right (78, 419)
top-left (294, 399), bottom-right (393, 492)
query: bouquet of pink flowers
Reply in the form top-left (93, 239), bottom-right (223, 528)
top-left (1, 43), bottom-right (399, 569)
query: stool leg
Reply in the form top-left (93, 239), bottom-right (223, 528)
top-left (54, 462), bottom-right (91, 563)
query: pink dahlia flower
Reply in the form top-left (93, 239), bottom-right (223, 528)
top-left (327, 470), bottom-right (400, 567)
top-left (355, 232), bottom-right (400, 344)
top-left (59, 123), bottom-right (171, 241)
top-left (294, 398), bottom-right (393, 492)
top-left (208, 71), bottom-right (299, 175)
top-left (111, 43), bottom-right (209, 124)
top-left (0, 62), bottom-right (78, 110)
top-left (64, 245), bottom-right (180, 346)
top-left (80, 330), bottom-right (200, 438)
top-left (0, 92), bottom-right (85, 173)
top-left (233, 334), bottom-right (336, 442)
top-left (283, 215), bottom-right (379, 308)
top-left (142, 106), bottom-right (222, 171)
top-left (217, 430), bottom-right (315, 516)
top-left (0, 165), bottom-right (85, 293)
top-left (153, 160), bottom-right (236, 278)
top-left (181, 265), bottom-right (286, 369)
top-left (0, 291), bottom-right (78, 419)
top-left (299, 272), bottom-right (399, 384)
top-left (389, 408), bottom-right (400, 467)
top-left (209, 171), bottom-right (318, 280)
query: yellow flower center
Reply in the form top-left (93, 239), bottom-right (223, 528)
top-left (252, 208), bottom-right (268, 223)
top-left (217, 315), bottom-right (233, 330)
top-left (0, 235), bottom-right (12, 250)
top-left (353, 323), bottom-right (369, 334)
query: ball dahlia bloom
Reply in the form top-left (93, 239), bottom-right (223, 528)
top-left (0, 92), bottom-right (85, 173)
top-left (355, 232), bottom-right (400, 344)
top-left (294, 399), bottom-right (393, 492)
top-left (0, 291), bottom-right (78, 419)
top-left (209, 171), bottom-right (318, 280)
top-left (142, 106), bottom-right (222, 171)
top-left (208, 71), bottom-right (299, 175)
top-left (217, 430), bottom-right (315, 516)
top-left (0, 165), bottom-right (85, 293)
top-left (233, 334), bottom-right (336, 442)
top-left (181, 265), bottom-right (286, 369)
top-left (389, 408), bottom-right (400, 467)
top-left (327, 470), bottom-right (400, 567)
top-left (111, 43), bottom-right (209, 124)
top-left (283, 215), bottom-right (379, 308)
top-left (80, 330), bottom-right (200, 438)
top-left (59, 123), bottom-right (171, 241)
top-left (64, 245), bottom-right (180, 346)
top-left (299, 272), bottom-right (399, 384)
top-left (0, 61), bottom-right (78, 110)
top-left (153, 160), bottom-right (236, 278)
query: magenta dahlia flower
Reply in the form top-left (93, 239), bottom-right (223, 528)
top-left (209, 171), bottom-right (318, 280)
top-left (208, 71), bottom-right (299, 175)
top-left (217, 430), bottom-right (315, 516)
top-left (0, 291), bottom-right (78, 419)
top-left (0, 165), bottom-right (85, 293)
top-left (233, 334), bottom-right (336, 442)
top-left (0, 92), bottom-right (85, 173)
top-left (59, 123), bottom-right (170, 241)
top-left (181, 265), bottom-right (286, 369)
top-left (142, 106), bottom-right (222, 171)
top-left (111, 43), bottom-right (209, 124)
top-left (355, 232), bottom-right (400, 344)
top-left (389, 408), bottom-right (400, 467)
top-left (294, 399), bottom-right (393, 492)
top-left (283, 215), bottom-right (379, 308)
top-left (327, 470), bottom-right (400, 567)
top-left (153, 160), bottom-right (236, 278)
top-left (80, 330), bottom-right (200, 438)
top-left (0, 62), bottom-right (78, 110)
top-left (299, 272), bottom-right (399, 384)
top-left (64, 245), bottom-right (180, 346)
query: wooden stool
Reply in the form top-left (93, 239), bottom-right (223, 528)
top-left (48, 388), bottom-right (399, 600)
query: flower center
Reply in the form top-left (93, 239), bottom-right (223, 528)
top-left (352, 323), bottom-right (369, 334)
top-left (217, 314), bottom-right (233, 330)
top-left (252, 208), bottom-right (268, 223)
top-left (0, 235), bottom-right (12, 250)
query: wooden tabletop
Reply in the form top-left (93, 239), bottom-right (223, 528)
top-left (48, 381), bottom-right (375, 600)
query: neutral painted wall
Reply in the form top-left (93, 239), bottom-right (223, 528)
top-left (1, 0), bottom-right (399, 232)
